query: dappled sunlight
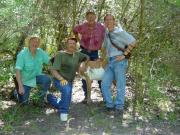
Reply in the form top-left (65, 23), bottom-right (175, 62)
top-left (126, 86), bottom-right (134, 99)
top-left (0, 100), bottom-right (16, 110)
top-left (0, 77), bottom-right (178, 134)
top-left (35, 118), bottom-right (45, 123)
top-left (72, 78), bottom-right (132, 103)
top-left (24, 121), bottom-right (31, 126)
top-left (122, 121), bottom-right (129, 127)
top-left (45, 108), bottom-right (57, 115)
top-left (72, 78), bottom-right (103, 103)
top-left (158, 100), bottom-right (175, 112)
top-left (123, 113), bottom-right (134, 123)
top-left (0, 119), bottom-right (5, 128)
top-left (71, 78), bottom-right (84, 103)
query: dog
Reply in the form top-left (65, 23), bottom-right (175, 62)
top-left (79, 59), bottom-right (106, 104)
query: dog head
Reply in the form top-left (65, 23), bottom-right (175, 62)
top-left (79, 59), bottom-right (106, 80)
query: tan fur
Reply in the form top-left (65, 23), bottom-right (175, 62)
top-left (79, 59), bottom-right (107, 104)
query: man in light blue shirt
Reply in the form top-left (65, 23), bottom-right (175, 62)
top-left (15, 37), bottom-right (51, 105)
top-left (101, 14), bottom-right (136, 115)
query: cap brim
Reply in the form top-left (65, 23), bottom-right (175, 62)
top-left (86, 11), bottom-right (95, 16)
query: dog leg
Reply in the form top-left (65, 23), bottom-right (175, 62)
top-left (86, 79), bottom-right (92, 104)
top-left (84, 74), bottom-right (92, 104)
top-left (79, 70), bottom-right (92, 104)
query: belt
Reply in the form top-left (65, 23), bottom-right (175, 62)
top-left (80, 46), bottom-right (98, 53)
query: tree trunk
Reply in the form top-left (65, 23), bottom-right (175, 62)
top-left (133, 0), bottom-right (145, 117)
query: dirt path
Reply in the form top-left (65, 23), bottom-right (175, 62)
top-left (0, 78), bottom-right (179, 135)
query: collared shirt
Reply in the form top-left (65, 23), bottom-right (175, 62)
top-left (15, 47), bottom-right (50, 87)
top-left (103, 27), bottom-right (136, 57)
top-left (73, 22), bottom-right (105, 51)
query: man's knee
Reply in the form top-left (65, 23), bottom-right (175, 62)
top-left (62, 85), bottom-right (72, 96)
top-left (38, 75), bottom-right (51, 90)
top-left (42, 75), bottom-right (51, 85)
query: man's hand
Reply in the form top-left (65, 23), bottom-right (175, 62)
top-left (124, 49), bottom-right (131, 56)
top-left (51, 69), bottom-right (68, 86)
top-left (18, 85), bottom-right (24, 95)
top-left (124, 43), bottom-right (136, 58)
top-left (116, 55), bottom-right (125, 61)
top-left (60, 79), bottom-right (68, 86)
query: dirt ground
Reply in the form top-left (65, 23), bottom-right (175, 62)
top-left (0, 78), bottom-right (179, 135)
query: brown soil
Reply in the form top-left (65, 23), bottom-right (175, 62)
top-left (0, 78), bottom-right (179, 135)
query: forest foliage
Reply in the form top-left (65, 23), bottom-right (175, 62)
top-left (0, 0), bottom-right (179, 120)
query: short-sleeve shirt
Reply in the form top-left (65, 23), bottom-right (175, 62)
top-left (15, 47), bottom-right (50, 87)
top-left (73, 22), bottom-right (105, 51)
top-left (103, 27), bottom-right (136, 57)
top-left (50, 51), bottom-right (88, 81)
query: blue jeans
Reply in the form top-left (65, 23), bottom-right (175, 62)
top-left (80, 48), bottom-right (101, 98)
top-left (101, 57), bottom-right (128, 110)
top-left (47, 79), bottom-right (72, 114)
top-left (47, 93), bottom-right (61, 109)
top-left (17, 75), bottom-right (51, 104)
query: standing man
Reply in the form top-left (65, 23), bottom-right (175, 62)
top-left (101, 14), bottom-right (136, 115)
top-left (48, 38), bottom-right (89, 121)
top-left (15, 36), bottom-right (51, 105)
top-left (73, 10), bottom-right (105, 103)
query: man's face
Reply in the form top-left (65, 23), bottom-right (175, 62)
top-left (104, 15), bottom-right (115, 30)
top-left (86, 13), bottom-right (96, 26)
top-left (29, 38), bottom-right (40, 52)
top-left (67, 39), bottom-right (76, 53)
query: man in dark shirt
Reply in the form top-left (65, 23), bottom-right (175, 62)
top-left (48, 38), bottom-right (89, 121)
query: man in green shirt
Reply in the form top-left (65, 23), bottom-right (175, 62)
top-left (47, 37), bottom-right (89, 121)
top-left (15, 37), bottom-right (51, 105)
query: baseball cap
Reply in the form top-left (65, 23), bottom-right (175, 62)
top-left (86, 9), bottom-right (96, 16)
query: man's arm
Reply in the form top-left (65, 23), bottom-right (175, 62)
top-left (50, 69), bottom-right (63, 81)
top-left (16, 69), bottom-right (24, 95)
top-left (50, 69), bottom-right (68, 86)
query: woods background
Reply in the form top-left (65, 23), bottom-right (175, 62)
top-left (0, 0), bottom-right (179, 134)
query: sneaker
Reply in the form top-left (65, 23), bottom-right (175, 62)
top-left (60, 113), bottom-right (68, 121)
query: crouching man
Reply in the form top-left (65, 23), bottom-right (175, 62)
top-left (48, 37), bottom-right (89, 121)
top-left (15, 36), bottom-right (51, 106)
